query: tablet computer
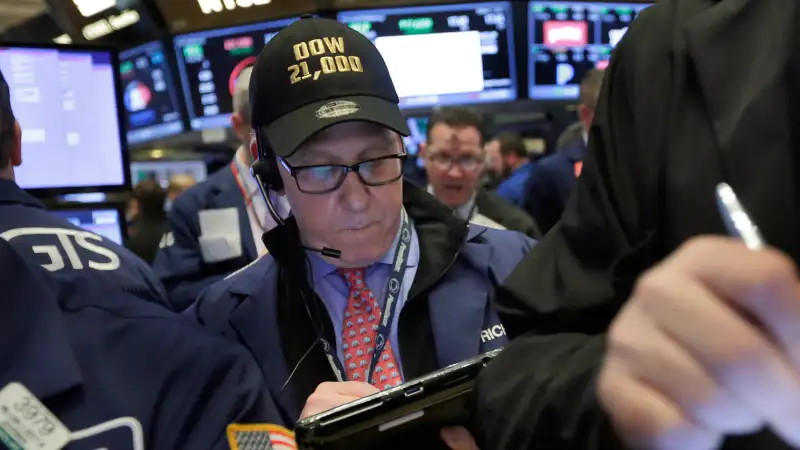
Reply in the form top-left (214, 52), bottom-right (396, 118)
top-left (295, 349), bottom-right (502, 450)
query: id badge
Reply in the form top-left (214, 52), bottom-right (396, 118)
top-left (0, 383), bottom-right (70, 450)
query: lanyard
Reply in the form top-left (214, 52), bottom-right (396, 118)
top-left (230, 154), bottom-right (268, 234)
top-left (321, 208), bottom-right (413, 383)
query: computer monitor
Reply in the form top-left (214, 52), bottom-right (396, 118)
top-left (338, 2), bottom-right (518, 109)
top-left (528, 1), bottom-right (651, 100)
top-left (51, 204), bottom-right (126, 246)
top-left (61, 192), bottom-right (108, 203)
top-left (0, 44), bottom-right (128, 193)
top-left (403, 116), bottom-right (429, 156)
top-left (119, 41), bottom-right (186, 145)
top-left (173, 17), bottom-right (300, 131)
top-left (130, 160), bottom-right (208, 188)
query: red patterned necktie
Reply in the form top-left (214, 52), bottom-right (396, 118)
top-left (339, 268), bottom-right (404, 390)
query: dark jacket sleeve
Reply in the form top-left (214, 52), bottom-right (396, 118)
top-left (474, 334), bottom-right (623, 450)
top-left (476, 4), bottom-right (674, 449)
top-left (497, 3), bottom-right (672, 339)
top-left (157, 340), bottom-right (285, 449)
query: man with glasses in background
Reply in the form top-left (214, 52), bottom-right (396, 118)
top-left (422, 108), bottom-right (541, 238)
top-left (191, 16), bottom-right (535, 449)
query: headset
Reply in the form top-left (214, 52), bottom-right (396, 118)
top-left (249, 125), bottom-right (339, 394)
top-left (250, 127), bottom-right (286, 223)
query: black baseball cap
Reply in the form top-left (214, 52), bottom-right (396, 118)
top-left (249, 17), bottom-right (410, 158)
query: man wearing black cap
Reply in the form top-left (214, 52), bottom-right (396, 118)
top-left (192, 16), bottom-right (535, 449)
top-left (0, 66), bottom-right (286, 446)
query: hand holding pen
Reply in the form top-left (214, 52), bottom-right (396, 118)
top-left (597, 183), bottom-right (800, 449)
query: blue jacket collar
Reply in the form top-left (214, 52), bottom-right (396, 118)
top-left (562, 139), bottom-right (588, 162)
top-left (0, 179), bottom-right (46, 209)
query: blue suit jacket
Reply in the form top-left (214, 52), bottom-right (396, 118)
top-left (190, 223), bottom-right (533, 426)
top-left (153, 167), bottom-right (257, 311)
top-left (496, 161), bottom-right (535, 207)
top-left (0, 180), bottom-right (282, 449)
top-left (524, 139), bottom-right (588, 234)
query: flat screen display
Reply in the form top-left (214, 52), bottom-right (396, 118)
top-left (528, 1), bottom-right (651, 100)
top-left (119, 41), bottom-right (185, 145)
top-left (0, 46), bottom-right (127, 191)
top-left (155, 0), bottom-right (316, 34)
top-left (61, 192), bottom-right (107, 203)
top-left (53, 207), bottom-right (125, 245)
top-left (403, 116), bottom-right (428, 156)
top-left (130, 160), bottom-right (208, 188)
top-left (173, 17), bottom-right (299, 130)
top-left (338, 2), bottom-right (517, 109)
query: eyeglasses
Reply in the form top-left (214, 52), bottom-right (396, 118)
top-left (426, 152), bottom-right (485, 172)
top-left (280, 153), bottom-right (408, 194)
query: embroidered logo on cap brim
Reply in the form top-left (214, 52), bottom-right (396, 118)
top-left (315, 100), bottom-right (360, 119)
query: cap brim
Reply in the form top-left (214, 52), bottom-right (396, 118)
top-left (263, 95), bottom-right (410, 158)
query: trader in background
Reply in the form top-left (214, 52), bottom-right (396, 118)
top-left (555, 121), bottom-right (584, 152)
top-left (523, 68), bottom-right (604, 234)
top-left (482, 135), bottom-right (505, 190)
top-left (490, 131), bottom-right (534, 207)
top-left (0, 69), bottom-right (284, 448)
top-left (126, 179), bottom-right (167, 264)
top-left (153, 66), bottom-right (288, 311)
top-left (421, 108), bottom-right (541, 238)
top-left (192, 17), bottom-right (534, 449)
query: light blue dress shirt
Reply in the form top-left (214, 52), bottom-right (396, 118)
top-left (307, 219), bottom-right (420, 378)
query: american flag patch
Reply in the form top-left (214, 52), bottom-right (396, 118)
top-left (226, 423), bottom-right (297, 450)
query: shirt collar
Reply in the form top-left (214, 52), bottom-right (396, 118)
top-left (234, 145), bottom-right (260, 197)
top-left (0, 178), bottom-right (45, 209)
top-left (308, 209), bottom-right (420, 284)
top-left (427, 185), bottom-right (476, 220)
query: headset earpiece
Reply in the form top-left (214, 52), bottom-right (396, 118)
top-left (251, 127), bottom-right (284, 191)
top-left (249, 159), bottom-right (281, 191)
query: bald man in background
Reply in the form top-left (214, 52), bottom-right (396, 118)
top-left (523, 69), bottom-right (605, 234)
top-left (152, 67), bottom-right (288, 311)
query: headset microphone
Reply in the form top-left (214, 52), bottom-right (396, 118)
top-left (302, 245), bottom-right (342, 259)
top-left (261, 213), bottom-right (343, 261)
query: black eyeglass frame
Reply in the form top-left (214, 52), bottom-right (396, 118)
top-left (278, 152), bottom-right (409, 194)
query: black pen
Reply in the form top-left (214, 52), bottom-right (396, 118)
top-left (715, 183), bottom-right (766, 250)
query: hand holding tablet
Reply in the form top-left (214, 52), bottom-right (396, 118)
top-left (300, 382), bottom-right (380, 421)
top-left (295, 349), bottom-right (501, 450)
